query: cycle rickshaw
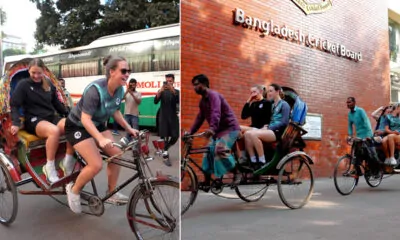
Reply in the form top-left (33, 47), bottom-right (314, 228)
top-left (334, 136), bottom-right (400, 195)
top-left (0, 58), bottom-right (179, 239)
top-left (181, 87), bottom-right (315, 215)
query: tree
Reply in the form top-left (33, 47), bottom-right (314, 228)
top-left (30, 43), bottom-right (47, 55)
top-left (30, 0), bottom-right (103, 49)
top-left (100, 0), bottom-right (180, 35)
top-left (3, 48), bottom-right (26, 58)
top-left (30, 0), bottom-right (180, 49)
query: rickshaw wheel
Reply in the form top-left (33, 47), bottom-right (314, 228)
top-left (364, 168), bottom-right (383, 188)
top-left (277, 155), bottom-right (314, 209)
top-left (180, 163), bottom-right (198, 216)
top-left (0, 160), bottom-right (18, 225)
top-left (234, 177), bottom-right (268, 202)
top-left (334, 155), bottom-right (357, 195)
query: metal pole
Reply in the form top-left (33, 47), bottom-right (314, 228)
top-left (0, 8), bottom-right (3, 75)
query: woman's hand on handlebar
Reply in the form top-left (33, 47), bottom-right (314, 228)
top-left (98, 137), bottom-right (113, 149)
top-left (10, 126), bottom-right (20, 135)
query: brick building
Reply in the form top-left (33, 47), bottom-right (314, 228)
top-left (181, 0), bottom-right (391, 177)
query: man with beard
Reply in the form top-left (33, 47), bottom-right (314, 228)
top-left (154, 73), bottom-right (180, 166)
top-left (189, 74), bottom-right (241, 185)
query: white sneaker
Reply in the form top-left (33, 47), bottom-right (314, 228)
top-left (105, 191), bottom-right (129, 205)
top-left (390, 157), bottom-right (397, 166)
top-left (66, 183), bottom-right (82, 214)
top-left (60, 158), bottom-right (75, 176)
top-left (42, 163), bottom-right (60, 183)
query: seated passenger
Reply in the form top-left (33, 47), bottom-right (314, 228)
top-left (372, 105), bottom-right (392, 155)
top-left (244, 83), bottom-right (290, 167)
top-left (64, 55), bottom-right (139, 214)
top-left (239, 85), bottom-right (272, 162)
top-left (373, 105), bottom-right (392, 138)
top-left (382, 104), bottom-right (400, 165)
top-left (10, 58), bottom-right (75, 183)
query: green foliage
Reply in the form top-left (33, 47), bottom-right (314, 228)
top-left (29, 42), bottom-right (47, 55)
top-left (30, 0), bottom-right (180, 49)
top-left (3, 48), bottom-right (26, 58)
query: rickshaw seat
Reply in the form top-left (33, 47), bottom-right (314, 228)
top-left (18, 130), bottom-right (67, 149)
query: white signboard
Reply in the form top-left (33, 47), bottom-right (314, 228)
top-left (302, 114), bottom-right (322, 140)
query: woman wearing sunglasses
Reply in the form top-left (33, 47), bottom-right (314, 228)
top-left (64, 55), bottom-right (139, 214)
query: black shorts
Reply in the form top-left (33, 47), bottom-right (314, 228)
top-left (24, 115), bottom-right (63, 135)
top-left (65, 118), bottom-right (107, 146)
top-left (272, 129), bottom-right (283, 141)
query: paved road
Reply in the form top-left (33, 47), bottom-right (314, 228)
top-left (0, 131), bottom-right (179, 240)
top-left (182, 176), bottom-right (400, 240)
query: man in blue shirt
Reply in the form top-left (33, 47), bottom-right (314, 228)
top-left (347, 97), bottom-right (373, 139)
top-left (345, 97), bottom-right (374, 176)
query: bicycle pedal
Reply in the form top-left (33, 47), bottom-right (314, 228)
top-left (145, 156), bottom-right (154, 161)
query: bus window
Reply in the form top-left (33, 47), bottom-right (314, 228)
top-left (153, 37), bottom-right (180, 71)
top-left (126, 55), bottom-right (152, 73)
top-left (47, 64), bottom-right (60, 78)
top-left (61, 60), bottom-right (99, 78)
top-left (153, 49), bottom-right (179, 71)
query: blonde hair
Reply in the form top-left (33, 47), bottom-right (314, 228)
top-left (28, 58), bottom-right (50, 92)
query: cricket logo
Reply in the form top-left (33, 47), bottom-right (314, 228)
top-left (291, 0), bottom-right (333, 15)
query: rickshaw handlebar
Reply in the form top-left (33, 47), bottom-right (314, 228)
top-left (183, 131), bottom-right (206, 140)
top-left (113, 129), bottom-right (149, 149)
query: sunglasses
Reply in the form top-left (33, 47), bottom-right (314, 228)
top-left (120, 68), bottom-right (131, 75)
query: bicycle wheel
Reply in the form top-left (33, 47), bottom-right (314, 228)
top-left (234, 176), bottom-right (268, 202)
top-left (127, 179), bottom-right (179, 240)
top-left (364, 168), bottom-right (383, 188)
top-left (0, 160), bottom-right (18, 225)
top-left (181, 164), bottom-right (198, 216)
top-left (277, 155), bottom-right (314, 209)
top-left (333, 155), bottom-right (358, 195)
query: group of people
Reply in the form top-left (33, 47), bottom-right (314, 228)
top-left (10, 56), bottom-right (140, 214)
top-left (8, 55), bottom-right (180, 214)
top-left (111, 73), bottom-right (180, 167)
top-left (188, 74), bottom-right (291, 183)
top-left (347, 97), bottom-right (400, 174)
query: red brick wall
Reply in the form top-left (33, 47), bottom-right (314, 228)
top-left (181, 0), bottom-right (390, 178)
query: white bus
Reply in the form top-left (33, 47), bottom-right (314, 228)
top-left (2, 23), bottom-right (180, 127)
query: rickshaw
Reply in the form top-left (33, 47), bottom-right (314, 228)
top-left (181, 87), bottom-right (315, 215)
top-left (333, 136), bottom-right (400, 195)
top-left (0, 58), bottom-right (179, 239)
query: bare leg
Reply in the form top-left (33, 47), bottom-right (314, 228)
top-left (35, 121), bottom-right (60, 161)
top-left (244, 131), bottom-right (255, 157)
top-left (57, 118), bottom-right (74, 155)
top-left (100, 130), bottom-right (123, 192)
top-left (382, 136), bottom-right (389, 159)
top-left (71, 138), bottom-right (103, 194)
top-left (389, 134), bottom-right (396, 158)
top-left (251, 129), bottom-right (276, 158)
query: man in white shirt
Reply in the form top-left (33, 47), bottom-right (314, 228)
top-left (123, 78), bottom-right (142, 142)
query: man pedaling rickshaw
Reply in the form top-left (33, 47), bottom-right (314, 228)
top-left (187, 74), bottom-right (242, 186)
